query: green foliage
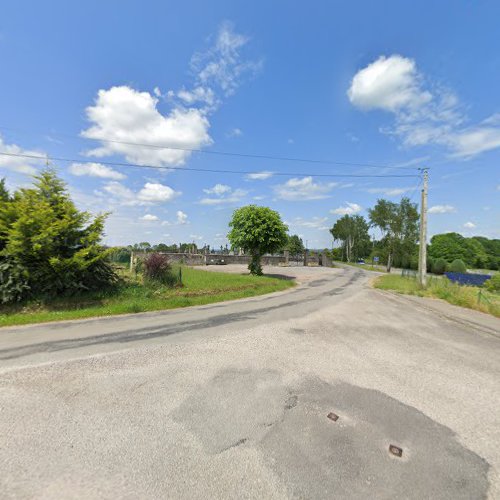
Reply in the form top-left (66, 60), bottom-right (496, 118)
top-left (330, 214), bottom-right (371, 262)
top-left (428, 232), bottom-right (493, 269)
top-left (0, 169), bottom-right (118, 303)
top-left (0, 259), bottom-right (30, 303)
top-left (368, 197), bottom-right (419, 271)
top-left (286, 234), bottom-right (305, 257)
top-left (228, 205), bottom-right (288, 275)
top-left (432, 257), bottom-right (447, 275)
top-left (143, 253), bottom-right (179, 287)
top-left (484, 274), bottom-right (500, 293)
top-left (448, 259), bottom-right (467, 273)
top-left (109, 247), bottom-right (132, 264)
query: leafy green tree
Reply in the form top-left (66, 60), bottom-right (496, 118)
top-left (286, 234), bottom-right (305, 259)
top-left (228, 205), bottom-right (288, 275)
top-left (330, 215), bottom-right (371, 262)
top-left (0, 169), bottom-right (117, 302)
top-left (368, 197), bottom-right (419, 272)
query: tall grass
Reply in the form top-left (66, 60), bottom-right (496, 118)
top-left (374, 274), bottom-right (500, 318)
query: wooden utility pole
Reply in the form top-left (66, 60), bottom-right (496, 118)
top-left (418, 168), bottom-right (429, 287)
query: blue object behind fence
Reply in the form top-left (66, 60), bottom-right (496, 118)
top-left (444, 272), bottom-right (492, 287)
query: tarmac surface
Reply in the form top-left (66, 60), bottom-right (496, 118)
top-left (0, 264), bottom-right (499, 499)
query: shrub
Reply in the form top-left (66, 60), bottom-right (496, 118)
top-left (143, 253), bottom-right (178, 286)
top-left (448, 259), bottom-right (467, 273)
top-left (484, 274), bottom-right (500, 293)
top-left (432, 258), bottom-right (447, 275)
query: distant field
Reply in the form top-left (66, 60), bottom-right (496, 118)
top-left (373, 274), bottom-right (500, 318)
top-left (0, 266), bottom-right (294, 327)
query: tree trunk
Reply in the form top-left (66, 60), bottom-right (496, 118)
top-left (249, 252), bottom-right (263, 275)
top-left (386, 252), bottom-right (392, 273)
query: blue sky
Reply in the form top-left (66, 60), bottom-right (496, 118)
top-left (1, 0), bottom-right (499, 248)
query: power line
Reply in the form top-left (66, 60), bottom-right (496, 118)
top-left (0, 124), bottom-right (419, 171)
top-left (0, 151), bottom-right (422, 178)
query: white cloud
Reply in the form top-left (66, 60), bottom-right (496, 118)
top-left (348, 55), bottom-right (431, 111)
top-left (349, 54), bottom-right (500, 158)
top-left (138, 182), bottom-right (180, 203)
top-left (464, 221), bottom-right (476, 229)
top-left (103, 181), bottom-right (180, 205)
top-left (81, 86), bottom-right (212, 166)
top-left (367, 187), bottom-right (411, 197)
top-left (199, 187), bottom-right (247, 205)
top-left (275, 176), bottom-right (337, 201)
top-left (203, 183), bottom-right (232, 195)
top-left (246, 170), bottom-right (273, 180)
top-left (141, 214), bottom-right (159, 221)
top-left (330, 202), bottom-right (363, 215)
top-left (191, 22), bottom-right (261, 97)
top-left (428, 204), bottom-right (456, 214)
top-left (0, 136), bottom-right (45, 175)
top-left (176, 210), bottom-right (188, 224)
top-left (189, 234), bottom-right (203, 241)
top-left (69, 162), bottom-right (125, 180)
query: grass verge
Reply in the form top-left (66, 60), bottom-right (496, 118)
top-left (0, 266), bottom-right (294, 327)
top-left (373, 274), bottom-right (500, 318)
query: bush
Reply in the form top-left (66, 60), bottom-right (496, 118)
top-left (448, 259), bottom-right (467, 273)
top-left (484, 274), bottom-right (500, 293)
top-left (432, 258), bottom-right (447, 275)
top-left (143, 253), bottom-right (179, 286)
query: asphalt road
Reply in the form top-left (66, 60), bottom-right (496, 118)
top-left (0, 265), bottom-right (499, 499)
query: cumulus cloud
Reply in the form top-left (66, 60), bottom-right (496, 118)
top-left (330, 202), bottom-right (363, 216)
top-left (81, 86), bottom-right (212, 167)
top-left (0, 136), bottom-right (45, 175)
top-left (81, 25), bottom-right (259, 168)
top-left (428, 205), bottom-right (456, 214)
top-left (103, 181), bottom-right (180, 205)
top-left (176, 210), bottom-right (188, 224)
top-left (463, 221), bottom-right (476, 229)
top-left (367, 187), bottom-right (412, 197)
top-left (275, 176), bottom-right (337, 201)
top-left (245, 170), bottom-right (273, 180)
top-left (348, 54), bottom-right (500, 158)
top-left (348, 55), bottom-right (431, 111)
top-left (141, 214), bottom-right (159, 221)
top-left (69, 162), bottom-right (125, 180)
top-left (203, 183), bottom-right (232, 195)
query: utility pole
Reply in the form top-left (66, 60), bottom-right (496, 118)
top-left (418, 168), bottom-right (429, 287)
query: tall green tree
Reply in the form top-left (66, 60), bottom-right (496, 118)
top-left (330, 215), bottom-right (371, 262)
top-left (368, 197), bottom-right (419, 272)
top-left (286, 234), bottom-right (305, 259)
top-left (0, 169), bottom-right (117, 302)
top-left (228, 205), bottom-right (288, 275)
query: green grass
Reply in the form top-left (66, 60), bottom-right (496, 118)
top-left (373, 274), bottom-right (500, 318)
top-left (0, 266), bottom-right (294, 327)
